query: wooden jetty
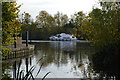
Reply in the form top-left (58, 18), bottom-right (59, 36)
top-left (2, 44), bottom-right (35, 60)
top-left (2, 37), bottom-right (35, 60)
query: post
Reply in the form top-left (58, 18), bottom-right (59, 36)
top-left (13, 27), bottom-right (17, 80)
top-left (29, 30), bottom-right (31, 44)
top-left (13, 61), bottom-right (16, 80)
top-left (26, 31), bottom-right (28, 47)
top-left (25, 58), bottom-right (28, 73)
top-left (14, 33), bottom-right (17, 48)
top-left (30, 57), bottom-right (32, 66)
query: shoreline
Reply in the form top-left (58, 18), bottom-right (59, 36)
top-left (22, 40), bottom-right (92, 43)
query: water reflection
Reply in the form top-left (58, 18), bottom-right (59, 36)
top-left (49, 41), bottom-right (76, 51)
top-left (32, 41), bottom-right (95, 78)
top-left (5, 41), bottom-right (96, 78)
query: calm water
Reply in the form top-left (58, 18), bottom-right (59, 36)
top-left (8, 41), bottom-right (97, 78)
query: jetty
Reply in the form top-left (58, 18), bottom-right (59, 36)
top-left (2, 37), bottom-right (35, 60)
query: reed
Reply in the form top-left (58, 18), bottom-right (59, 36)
top-left (13, 57), bottom-right (50, 80)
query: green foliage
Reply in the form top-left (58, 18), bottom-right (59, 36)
top-left (21, 12), bottom-right (32, 33)
top-left (2, 2), bottom-right (22, 79)
top-left (87, 8), bottom-right (120, 48)
top-left (21, 2), bottom-right (120, 45)
top-left (54, 11), bottom-right (68, 27)
top-left (100, 2), bottom-right (120, 11)
top-left (25, 11), bottom-right (69, 40)
top-left (36, 11), bottom-right (55, 28)
top-left (77, 2), bottom-right (120, 48)
top-left (2, 62), bottom-right (12, 80)
top-left (2, 2), bottom-right (22, 46)
top-left (71, 11), bottom-right (86, 39)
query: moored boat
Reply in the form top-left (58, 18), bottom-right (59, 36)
top-left (49, 33), bottom-right (77, 41)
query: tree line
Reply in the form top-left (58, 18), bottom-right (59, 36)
top-left (2, 1), bottom-right (120, 51)
top-left (21, 11), bottom-right (90, 40)
top-left (2, 1), bottom-right (119, 51)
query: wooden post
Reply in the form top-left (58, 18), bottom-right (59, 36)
top-left (30, 57), bottom-right (32, 66)
top-left (26, 31), bottom-right (28, 47)
top-left (13, 61), bottom-right (16, 80)
top-left (25, 58), bottom-right (28, 73)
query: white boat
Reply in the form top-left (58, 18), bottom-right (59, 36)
top-left (49, 33), bottom-right (77, 41)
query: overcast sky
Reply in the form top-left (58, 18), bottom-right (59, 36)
top-left (17, 0), bottom-right (99, 20)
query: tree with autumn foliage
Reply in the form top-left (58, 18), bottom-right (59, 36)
top-left (21, 12), bottom-right (32, 30)
top-left (2, 2), bottom-right (22, 53)
top-left (81, 3), bottom-right (120, 48)
top-left (2, 2), bottom-right (22, 79)
top-left (71, 11), bottom-right (86, 39)
top-left (83, 2), bottom-right (120, 79)
top-left (35, 11), bottom-right (69, 40)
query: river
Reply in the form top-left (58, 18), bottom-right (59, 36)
top-left (6, 41), bottom-right (99, 79)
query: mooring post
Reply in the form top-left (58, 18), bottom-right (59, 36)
top-left (25, 58), bottom-right (28, 73)
top-left (26, 31), bottom-right (29, 47)
top-left (13, 61), bottom-right (16, 80)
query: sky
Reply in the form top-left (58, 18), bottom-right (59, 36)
top-left (17, 0), bottom-right (99, 20)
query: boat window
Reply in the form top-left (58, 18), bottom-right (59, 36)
top-left (58, 35), bottom-right (61, 38)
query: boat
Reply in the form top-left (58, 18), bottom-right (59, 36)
top-left (49, 33), bottom-right (77, 41)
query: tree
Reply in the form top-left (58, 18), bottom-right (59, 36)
top-left (35, 11), bottom-right (55, 39)
top-left (71, 11), bottom-right (86, 39)
top-left (63, 21), bottom-right (75, 34)
top-left (2, 2), bottom-right (21, 46)
top-left (36, 11), bottom-right (55, 28)
top-left (35, 11), bottom-right (69, 39)
top-left (87, 7), bottom-right (120, 47)
top-left (2, 2), bottom-right (22, 79)
top-left (53, 12), bottom-right (69, 35)
top-left (54, 11), bottom-right (68, 27)
top-left (20, 12), bottom-right (35, 43)
top-left (20, 12), bottom-right (32, 31)
top-left (100, 1), bottom-right (120, 11)
top-left (2, 2), bottom-right (22, 52)
top-left (90, 2), bottom-right (120, 79)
